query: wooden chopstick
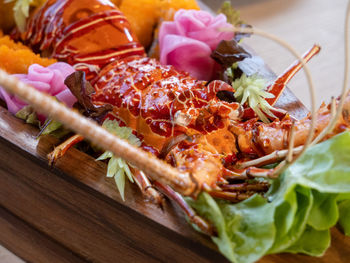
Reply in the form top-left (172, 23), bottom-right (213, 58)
top-left (0, 69), bottom-right (196, 196)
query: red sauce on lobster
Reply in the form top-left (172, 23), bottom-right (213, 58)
top-left (21, 0), bottom-right (145, 81)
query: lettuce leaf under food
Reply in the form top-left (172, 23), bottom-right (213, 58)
top-left (284, 225), bottom-right (330, 257)
top-left (188, 131), bottom-right (350, 263)
top-left (338, 199), bottom-right (350, 235)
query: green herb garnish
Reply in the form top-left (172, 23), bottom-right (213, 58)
top-left (218, 1), bottom-right (244, 26)
top-left (96, 119), bottom-right (141, 201)
top-left (15, 105), bottom-right (40, 126)
top-left (233, 73), bottom-right (275, 123)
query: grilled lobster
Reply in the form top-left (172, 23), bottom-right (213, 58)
top-left (17, 0), bottom-right (350, 233)
top-left (19, 0), bottom-right (244, 191)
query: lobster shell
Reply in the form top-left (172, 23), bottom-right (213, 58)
top-left (20, 0), bottom-right (145, 81)
top-left (93, 56), bottom-right (241, 154)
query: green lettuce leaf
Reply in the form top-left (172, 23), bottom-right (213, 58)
top-left (284, 132), bottom-right (350, 193)
top-left (338, 200), bottom-right (350, 235)
top-left (188, 132), bottom-right (350, 263)
top-left (307, 190), bottom-right (339, 231)
top-left (188, 193), bottom-right (275, 263)
top-left (268, 186), bottom-right (313, 253)
top-left (284, 225), bottom-right (330, 256)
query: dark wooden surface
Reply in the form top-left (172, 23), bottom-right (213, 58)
top-left (0, 137), bottom-right (226, 262)
top-left (0, 106), bottom-right (226, 262)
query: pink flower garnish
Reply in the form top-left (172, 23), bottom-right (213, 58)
top-left (0, 63), bottom-right (77, 117)
top-left (159, 9), bottom-right (234, 80)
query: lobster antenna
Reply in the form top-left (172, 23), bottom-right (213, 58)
top-left (310, 0), bottom-right (350, 145)
top-left (0, 69), bottom-right (197, 197)
top-left (220, 26), bottom-right (317, 173)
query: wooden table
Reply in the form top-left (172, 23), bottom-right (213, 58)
top-left (1, 0), bottom-right (350, 262)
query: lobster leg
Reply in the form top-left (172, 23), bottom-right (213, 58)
top-left (47, 134), bottom-right (84, 165)
top-left (236, 91), bottom-right (350, 163)
top-left (242, 45), bottom-right (321, 120)
top-left (49, 134), bottom-right (165, 205)
top-left (208, 191), bottom-right (253, 202)
top-left (220, 181), bottom-right (269, 192)
top-left (48, 133), bottom-right (165, 205)
top-left (153, 181), bottom-right (215, 236)
top-left (245, 166), bottom-right (284, 179)
top-left (210, 177), bottom-right (270, 202)
top-left (132, 169), bottom-right (164, 207)
top-left (224, 166), bottom-right (274, 180)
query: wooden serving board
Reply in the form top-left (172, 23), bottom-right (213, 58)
top-left (0, 83), bottom-right (349, 263)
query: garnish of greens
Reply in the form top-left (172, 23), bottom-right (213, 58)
top-left (218, 1), bottom-right (251, 42)
top-left (187, 131), bottom-right (350, 263)
top-left (211, 40), bottom-right (276, 123)
top-left (212, 3), bottom-right (276, 123)
top-left (15, 105), bottom-right (40, 126)
top-left (39, 119), bottom-right (71, 138)
top-left (219, 1), bottom-right (244, 26)
top-left (96, 119), bottom-right (141, 201)
top-left (15, 105), bottom-right (71, 138)
top-left (233, 73), bottom-right (276, 123)
top-left (5, 0), bottom-right (43, 32)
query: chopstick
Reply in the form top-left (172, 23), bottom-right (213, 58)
top-left (0, 69), bottom-right (196, 196)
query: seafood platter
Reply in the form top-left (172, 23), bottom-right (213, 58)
top-left (0, 0), bottom-right (349, 262)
